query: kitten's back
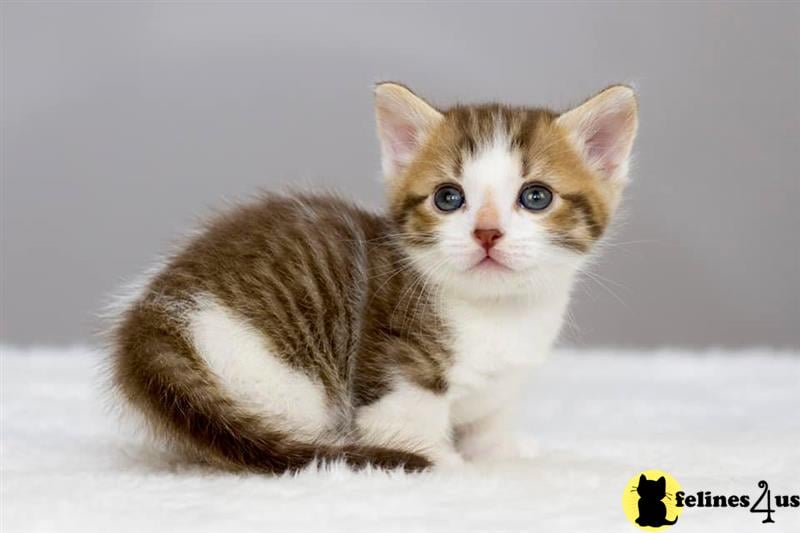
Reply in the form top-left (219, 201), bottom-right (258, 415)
top-left (108, 194), bottom-right (430, 473)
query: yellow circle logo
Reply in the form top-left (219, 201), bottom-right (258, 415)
top-left (622, 470), bottom-right (684, 530)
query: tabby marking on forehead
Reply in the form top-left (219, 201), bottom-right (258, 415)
top-left (441, 106), bottom-right (549, 179)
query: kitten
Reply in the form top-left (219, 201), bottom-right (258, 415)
top-left (108, 83), bottom-right (638, 473)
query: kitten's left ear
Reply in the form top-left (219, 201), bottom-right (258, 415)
top-left (557, 85), bottom-right (638, 182)
top-left (374, 82), bottom-right (443, 179)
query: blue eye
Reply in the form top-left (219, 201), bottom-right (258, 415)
top-left (433, 185), bottom-right (465, 212)
top-left (519, 184), bottom-right (553, 211)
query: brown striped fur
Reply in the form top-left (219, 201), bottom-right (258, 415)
top-left (110, 195), bottom-right (449, 472)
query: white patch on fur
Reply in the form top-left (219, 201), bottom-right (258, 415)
top-left (437, 139), bottom-right (525, 273)
top-left (355, 378), bottom-right (454, 461)
top-left (444, 282), bottom-right (571, 429)
top-left (189, 297), bottom-right (331, 440)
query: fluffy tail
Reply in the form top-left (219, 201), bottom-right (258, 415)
top-left (110, 317), bottom-right (430, 474)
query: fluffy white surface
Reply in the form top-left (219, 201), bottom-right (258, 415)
top-left (2, 346), bottom-right (799, 532)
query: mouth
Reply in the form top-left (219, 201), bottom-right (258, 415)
top-left (470, 255), bottom-right (513, 273)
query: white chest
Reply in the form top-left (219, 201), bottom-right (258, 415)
top-left (443, 292), bottom-right (569, 425)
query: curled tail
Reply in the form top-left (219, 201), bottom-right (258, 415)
top-left (110, 315), bottom-right (430, 474)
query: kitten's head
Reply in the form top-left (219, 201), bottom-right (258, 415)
top-left (637, 474), bottom-right (667, 500)
top-left (374, 83), bottom-right (638, 299)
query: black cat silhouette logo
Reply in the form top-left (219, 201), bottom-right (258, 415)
top-left (635, 474), bottom-right (679, 527)
top-left (622, 470), bottom-right (684, 530)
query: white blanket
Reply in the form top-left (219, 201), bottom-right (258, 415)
top-left (2, 346), bottom-right (798, 532)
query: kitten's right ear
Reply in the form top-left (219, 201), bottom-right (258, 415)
top-left (374, 82), bottom-right (443, 179)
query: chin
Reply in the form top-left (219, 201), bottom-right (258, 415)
top-left (459, 263), bottom-right (583, 302)
top-left (435, 263), bottom-right (544, 301)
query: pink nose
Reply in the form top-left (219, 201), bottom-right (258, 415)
top-left (473, 228), bottom-right (503, 250)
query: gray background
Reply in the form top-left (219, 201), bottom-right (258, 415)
top-left (2, 1), bottom-right (798, 348)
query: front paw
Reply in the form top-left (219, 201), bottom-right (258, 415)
top-left (432, 449), bottom-right (465, 470)
top-left (459, 434), bottom-right (537, 462)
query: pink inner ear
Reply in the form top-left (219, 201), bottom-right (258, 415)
top-left (388, 123), bottom-right (419, 161)
top-left (584, 111), bottom-right (629, 177)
